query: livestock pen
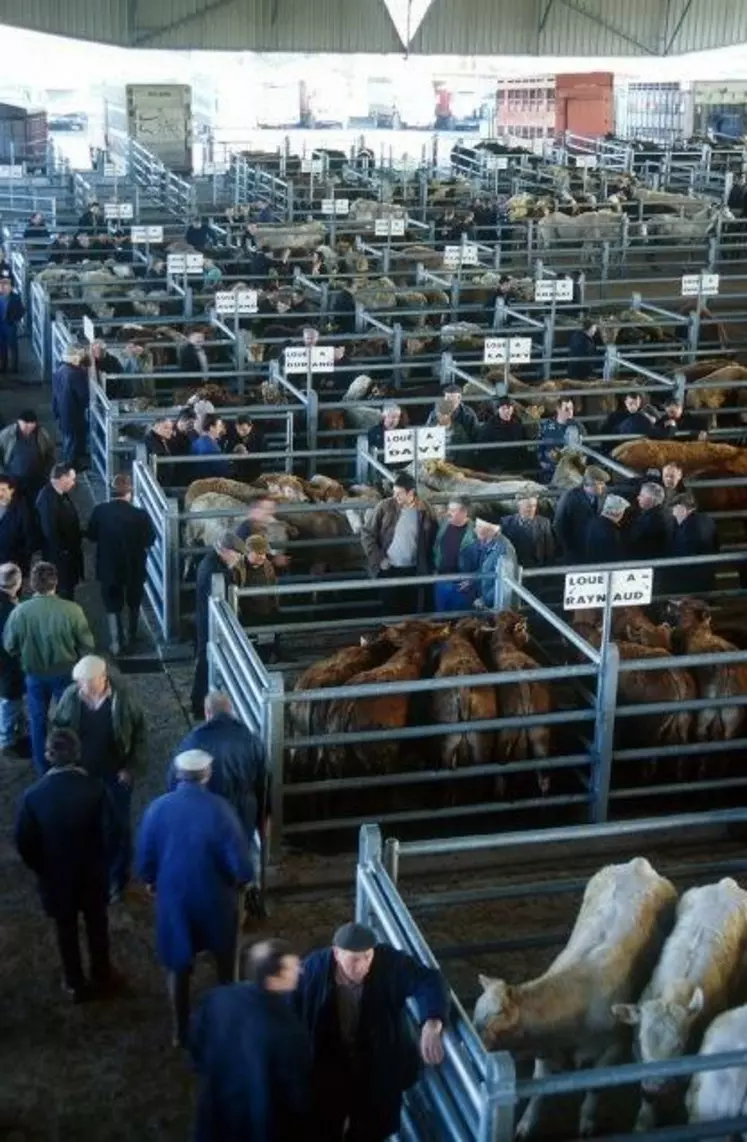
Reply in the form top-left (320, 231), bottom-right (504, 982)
top-left (357, 813), bottom-right (747, 1141)
top-left (205, 547), bottom-right (747, 859)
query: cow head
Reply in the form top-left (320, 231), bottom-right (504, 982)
top-left (473, 976), bottom-right (521, 1047)
top-left (671, 597), bottom-right (711, 634)
top-left (612, 987), bottom-right (704, 1094)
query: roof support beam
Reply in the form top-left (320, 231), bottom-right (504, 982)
top-left (131, 0), bottom-right (239, 46)
top-left (663, 0), bottom-right (694, 54)
top-left (538, 0), bottom-right (556, 35)
top-left (556, 0), bottom-right (658, 54)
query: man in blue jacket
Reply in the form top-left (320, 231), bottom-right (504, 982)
top-left (0, 276), bottom-right (24, 373)
top-left (52, 346), bottom-right (89, 469)
top-left (170, 690), bottom-right (266, 876)
top-left (136, 747), bottom-right (253, 1046)
top-left (295, 920), bottom-right (447, 1141)
top-left (190, 938), bottom-right (310, 1142)
top-left (190, 413), bottom-right (230, 480)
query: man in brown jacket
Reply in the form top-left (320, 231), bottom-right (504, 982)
top-left (360, 472), bottom-right (435, 616)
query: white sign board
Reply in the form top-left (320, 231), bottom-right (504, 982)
top-left (215, 290), bottom-right (258, 316)
top-left (321, 198), bottom-right (349, 216)
top-left (483, 336), bottom-right (533, 365)
top-left (681, 272), bottom-right (720, 296)
top-left (384, 428), bottom-right (415, 464)
top-left (374, 217), bottom-right (406, 237)
top-left (563, 568), bottom-right (654, 611)
top-left (575, 155), bottom-right (598, 169)
top-left (104, 202), bottom-right (134, 220)
top-left (534, 279), bottom-right (574, 303)
top-left (283, 345), bottom-right (335, 374)
top-left (167, 253), bottom-right (204, 276)
top-left (416, 426), bottom-right (446, 461)
top-left (443, 244), bottom-right (479, 269)
top-left (82, 315), bottom-right (95, 343)
top-left (0, 164), bottom-right (24, 179)
top-left (130, 225), bottom-right (164, 244)
top-left (301, 158), bottom-right (323, 175)
top-left (486, 155), bottom-right (509, 171)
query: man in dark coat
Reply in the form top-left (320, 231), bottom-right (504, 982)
top-left (185, 216), bottom-right (212, 252)
top-left (36, 464), bottom-right (83, 601)
top-left (191, 532), bottom-right (248, 719)
top-left (553, 466), bottom-right (609, 564)
top-left (136, 747), bottom-right (253, 1046)
top-left (426, 383), bottom-right (479, 442)
top-left (651, 398), bottom-right (702, 441)
top-left (190, 939), bottom-right (310, 1142)
top-left (666, 493), bottom-right (720, 596)
top-left (0, 474), bottom-right (36, 575)
top-left (52, 654), bottom-right (147, 901)
top-left (614, 392), bottom-right (657, 438)
top-left (331, 281), bottom-right (357, 335)
top-left (295, 921), bottom-right (448, 1142)
top-left (178, 330), bottom-right (210, 377)
top-left (0, 276), bottom-right (25, 373)
top-left (0, 409), bottom-right (55, 505)
top-left (367, 403), bottom-right (403, 453)
top-left (567, 318), bottom-right (600, 380)
top-left (15, 727), bottom-right (116, 1002)
top-left (170, 690), bottom-right (266, 872)
top-left (87, 472), bottom-right (155, 655)
top-left (585, 494), bottom-right (630, 564)
top-left (360, 473), bottom-right (436, 616)
top-left (628, 482), bottom-right (671, 563)
top-left (501, 494), bottom-right (556, 568)
top-left (52, 346), bottom-right (89, 469)
top-left (0, 562), bottom-right (26, 756)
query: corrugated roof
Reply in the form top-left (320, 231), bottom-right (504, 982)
top-left (0, 0), bottom-right (743, 53)
top-left (0, 0), bottom-right (129, 44)
top-left (132, 0), bottom-right (405, 52)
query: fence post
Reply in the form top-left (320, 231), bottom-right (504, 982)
top-left (165, 498), bottom-right (182, 642)
top-left (207, 576), bottom-right (227, 692)
top-left (265, 673), bottom-right (286, 862)
top-left (590, 641), bottom-right (619, 824)
top-left (356, 824), bottom-right (383, 927)
top-left (603, 344), bottom-right (617, 383)
top-left (306, 388), bottom-right (319, 471)
top-left (392, 322), bottom-right (404, 389)
top-left (479, 1052), bottom-right (517, 1142)
top-left (542, 316), bottom-right (553, 381)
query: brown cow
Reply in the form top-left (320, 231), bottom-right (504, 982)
top-left (430, 621), bottom-right (499, 797)
top-left (477, 611), bottom-right (553, 796)
top-left (612, 439), bottom-right (747, 474)
top-left (323, 621), bottom-right (450, 780)
top-left (673, 598), bottom-right (747, 744)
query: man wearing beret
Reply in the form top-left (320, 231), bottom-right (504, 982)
top-left (295, 920), bottom-right (448, 1141)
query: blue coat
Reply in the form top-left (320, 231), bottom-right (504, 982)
top-left (136, 782), bottom-right (252, 972)
top-left (477, 535), bottom-right (518, 608)
top-left (52, 363), bottom-right (89, 434)
top-left (295, 944), bottom-right (448, 1138)
top-left (191, 435), bottom-right (229, 480)
top-left (191, 983), bottom-right (311, 1142)
top-left (169, 713), bottom-right (266, 855)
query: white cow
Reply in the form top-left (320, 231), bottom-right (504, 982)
top-left (613, 877), bottom-right (747, 1131)
top-left (473, 858), bottom-right (677, 1138)
top-left (687, 1003), bottom-right (747, 1136)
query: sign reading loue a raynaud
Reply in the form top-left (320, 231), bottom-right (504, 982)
top-left (563, 568), bottom-right (653, 610)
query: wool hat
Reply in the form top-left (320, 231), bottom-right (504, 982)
top-left (217, 531), bottom-right (247, 555)
top-left (174, 749), bottom-right (213, 773)
top-left (333, 922), bottom-right (377, 953)
top-left (582, 465), bottom-right (610, 485)
top-left (247, 534), bottom-right (270, 555)
top-left (601, 493), bottom-right (630, 517)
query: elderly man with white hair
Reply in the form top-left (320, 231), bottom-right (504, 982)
top-left (52, 654), bottom-right (146, 901)
top-left (584, 493), bottom-right (631, 564)
top-left (367, 402), bottom-right (403, 453)
top-left (136, 747), bottom-right (253, 1047)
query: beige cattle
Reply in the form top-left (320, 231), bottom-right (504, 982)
top-left (474, 858), bottom-right (677, 1138)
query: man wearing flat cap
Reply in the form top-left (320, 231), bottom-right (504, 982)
top-left (191, 530), bottom-right (248, 719)
top-left (136, 748), bottom-right (253, 1046)
top-left (295, 919), bottom-right (448, 1141)
top-left (554, 465), bottom-right (609, 565)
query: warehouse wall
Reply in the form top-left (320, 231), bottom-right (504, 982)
top-left (555, 71), bottom-right (615, 135)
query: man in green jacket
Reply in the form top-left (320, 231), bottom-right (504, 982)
top-left (3, 561), bottom-right (94, 776)
top-left (52, 654), bottom-right (147, 901)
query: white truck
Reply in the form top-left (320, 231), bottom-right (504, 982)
top-left (103, 83), bottom-right (193, 174)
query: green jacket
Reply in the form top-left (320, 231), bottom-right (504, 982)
top-left (52, 672), bottom-right (147, 775)
top-left (2, 594), bottom-right (94, 676)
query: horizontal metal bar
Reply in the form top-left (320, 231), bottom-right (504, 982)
top-left (397, 807), bottom-right (747, 858)
top-left (518, 1047), bottom-right (747, 1099)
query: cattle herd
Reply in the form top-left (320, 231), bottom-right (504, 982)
top-left (475, 861), bottom-right (747, 1136)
